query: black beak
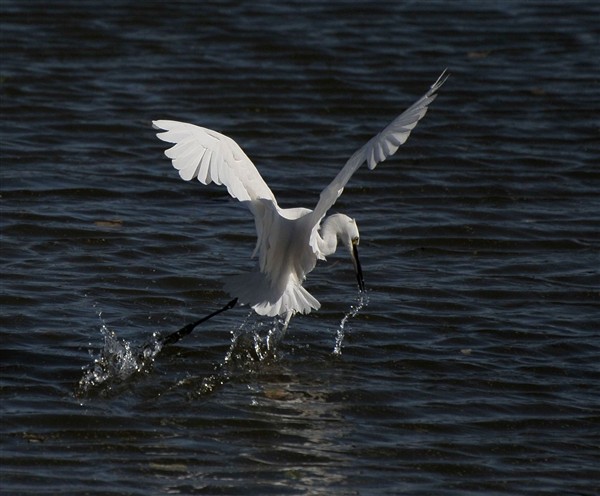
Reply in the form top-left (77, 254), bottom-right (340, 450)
top-left (352, 242), bottom-right (366, 292)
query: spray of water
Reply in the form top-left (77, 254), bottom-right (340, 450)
top-left (224, 311), bottom-right (287, 365)
top-left (333, 290), bottom-right (369, 356)
top-left (77, 291), bottom-right (367, 396)
top-left (76, 312), bottom-right (163, 397)
top-left (77, 309), bottom-right (287, 397)
top-left (177, 313), bottom-right (289, 398)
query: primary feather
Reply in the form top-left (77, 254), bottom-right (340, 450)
top-left (309, 69), bottom-right (448, 225)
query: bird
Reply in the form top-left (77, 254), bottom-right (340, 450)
top-left (153, 70), bottom-right (447, 334)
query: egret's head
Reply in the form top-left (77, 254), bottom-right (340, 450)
top-left (325, 214), bottom-right (365, 292)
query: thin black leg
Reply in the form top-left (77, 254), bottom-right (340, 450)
top-left (160, 298), bottom-right (238, 347)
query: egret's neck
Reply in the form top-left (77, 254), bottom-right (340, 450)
top-left (319, 213), bottom-right (356, 257)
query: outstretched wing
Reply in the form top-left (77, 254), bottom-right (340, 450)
top-left (153, 120), bottom-right (276, 203)
top-left (310, 70), bottom-right (448, 224)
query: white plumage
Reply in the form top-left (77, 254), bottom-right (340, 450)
top-left (153, 70), bottom-right (447, 321)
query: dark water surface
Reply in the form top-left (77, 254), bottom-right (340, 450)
top-left (1, 1), bottom-right (599, 494)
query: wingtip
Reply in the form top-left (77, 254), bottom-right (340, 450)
top-left (431, 69), bottom-right (450, 93)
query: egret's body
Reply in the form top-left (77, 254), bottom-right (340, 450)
top-left (154, 71), bottom-right (447, 328)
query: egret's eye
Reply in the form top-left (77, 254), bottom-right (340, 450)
top-left (352, 236), bottom-right (360, 245)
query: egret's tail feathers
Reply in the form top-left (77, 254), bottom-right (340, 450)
top-left (223, 272), bottom-right (320, 317)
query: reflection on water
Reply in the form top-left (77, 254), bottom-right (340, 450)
top-left (241, 379), bottom-right (351, 493)
top-left (166, 357), bottom-right (354, 494)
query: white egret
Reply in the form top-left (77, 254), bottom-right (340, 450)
top-left (153, 70), bottom-right (447, 339)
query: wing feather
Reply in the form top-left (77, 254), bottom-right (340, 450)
top-left (310, 70), bottom-right (448, 225)
top-left (153, 120), bottom-right (276, 203)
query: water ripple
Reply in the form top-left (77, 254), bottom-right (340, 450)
top-left (2, 1), bottom-right (599, 494)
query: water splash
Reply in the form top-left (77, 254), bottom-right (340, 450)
top-left (77, 316), bottom-right (163, 397)
top-left (76, 306), bottom-right (288, 398)
top-left (77, 292), bottom-right (364, 398)
top-left (178, 314), bottom-right (289, 399)
top-left (224, 311), bottom-right (287, 365)
top-left (333, 290), bottom-right (369, 356)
